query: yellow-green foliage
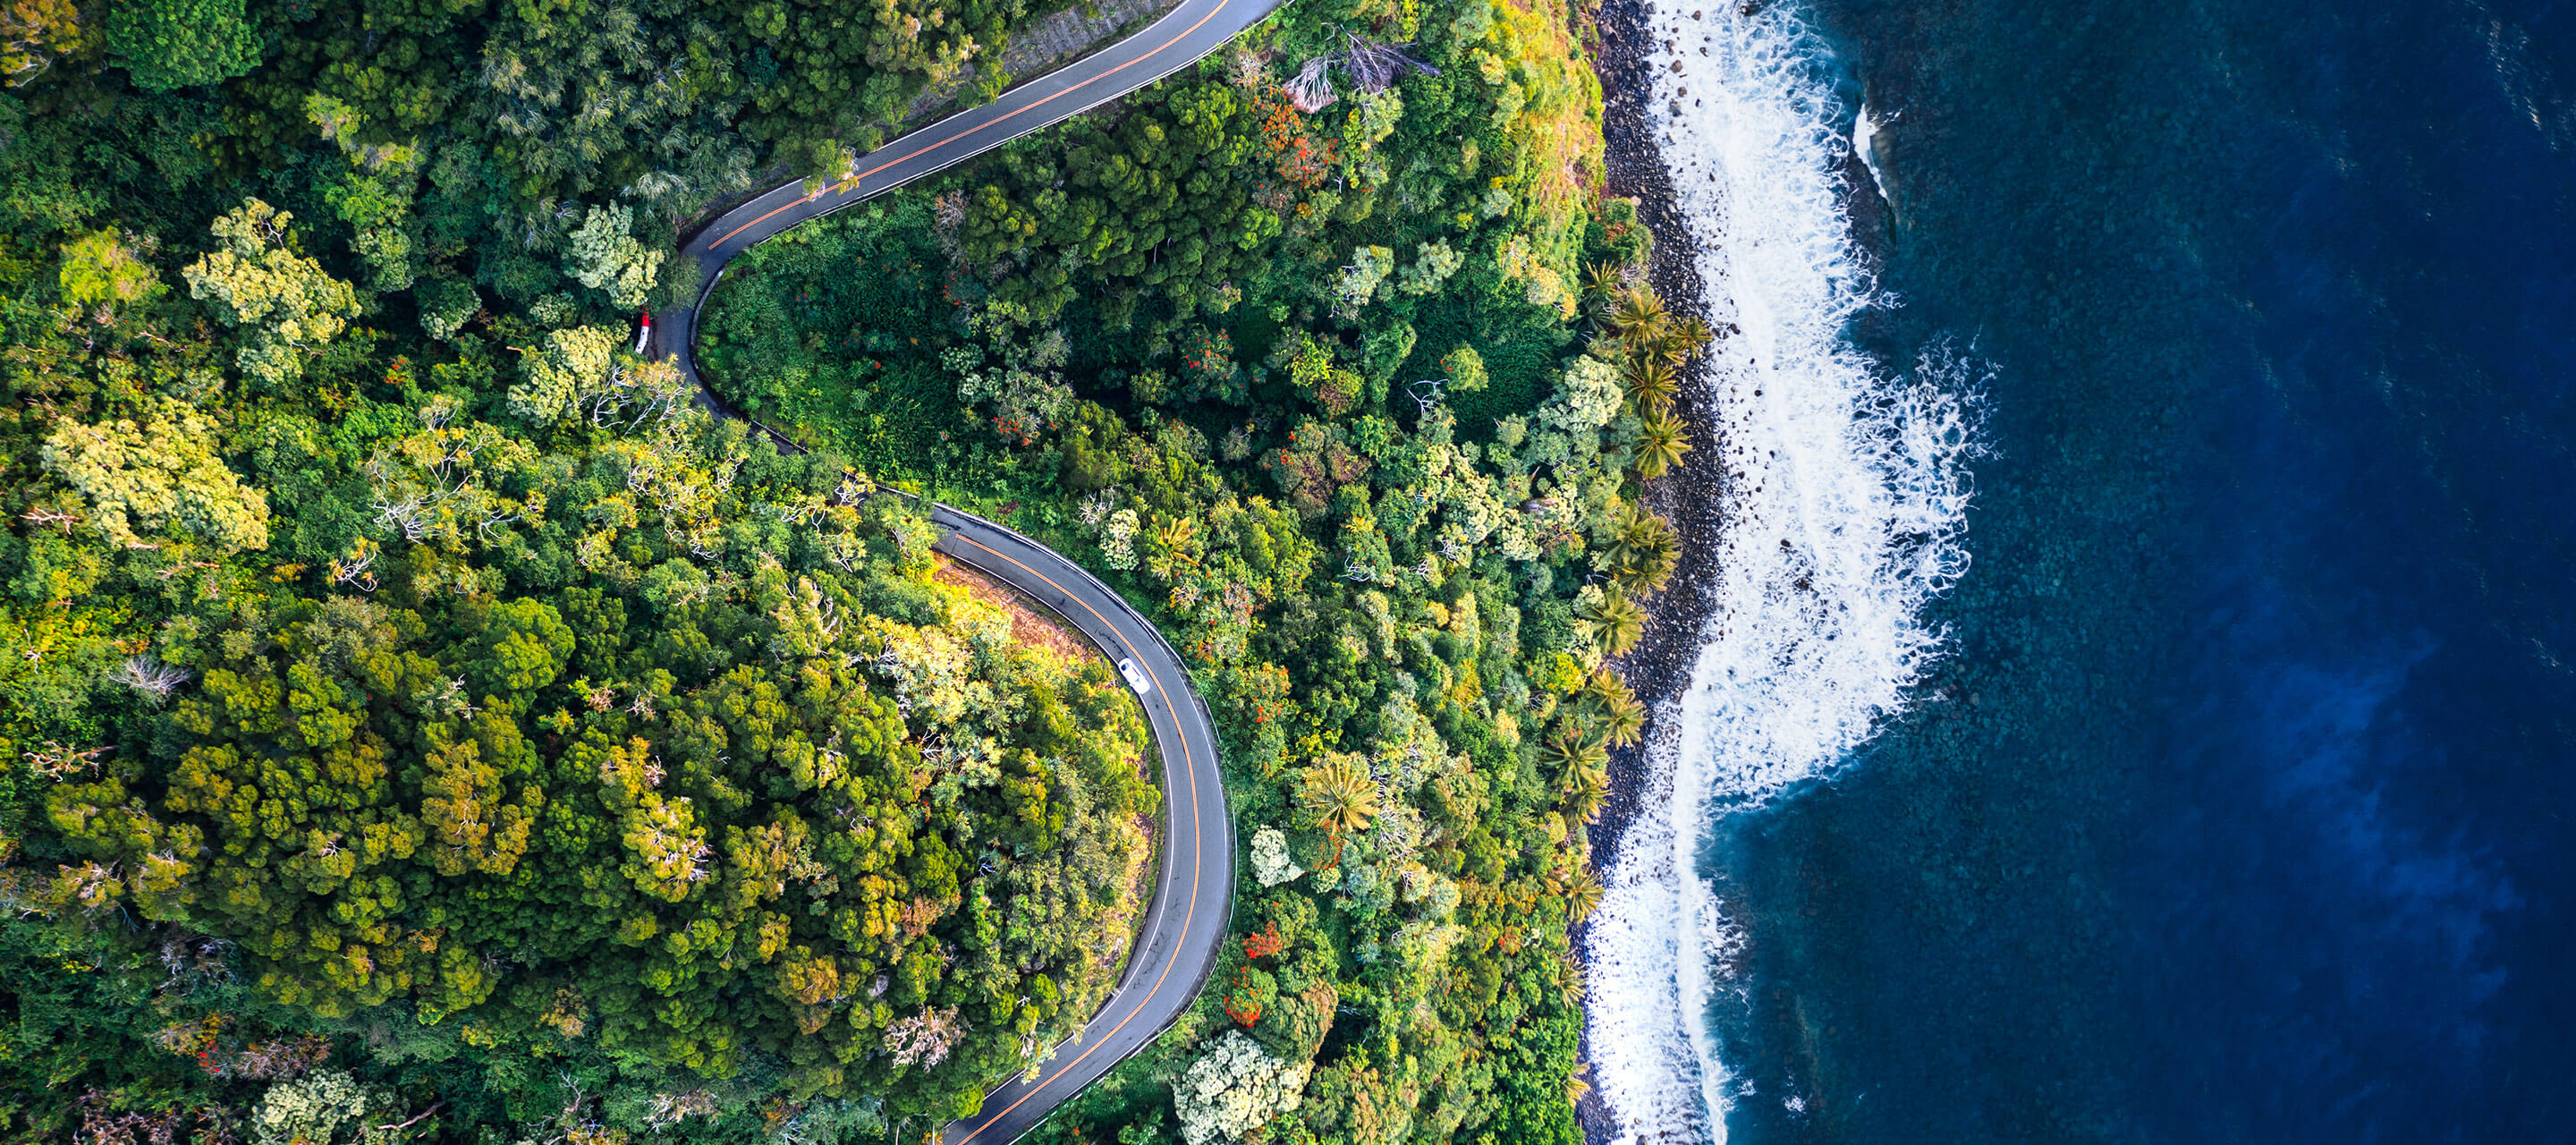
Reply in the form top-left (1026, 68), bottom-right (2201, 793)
top-left (181, 200), bottom-right (360, 390)
top-left (0, 0), bottom-right (1682, 1138)
top-left (1467, 0), bottom-right (1606, 295)
top-left (40, 399), bottom-right (271, 553)
top-left (55, 229), bottom-right (163, 309)
top-left (21, 409), bottom-right (1158, 1116)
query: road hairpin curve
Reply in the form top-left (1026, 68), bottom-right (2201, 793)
top-left (648, 2), bottom-right (1284, 1137)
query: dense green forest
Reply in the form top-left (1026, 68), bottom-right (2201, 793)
top-left (0, 0), bottom-right (1699, 1139)
top-left (699, 0), bottom-right (1709, 1142)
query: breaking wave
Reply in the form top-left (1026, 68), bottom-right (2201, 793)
top-left (1584, 4), bottom-right (1983, 1140)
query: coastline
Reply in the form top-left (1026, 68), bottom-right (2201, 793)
top-left (1575, 0), bottom-right (1727, 1139)
top-left (1572, 1), bottom-right (1906, 1135)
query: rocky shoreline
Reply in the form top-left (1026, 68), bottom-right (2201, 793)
top-left (1575, 0), bottom-right (1730, 1140)
top-left (1570, 3), bottom-right (1902, 1134)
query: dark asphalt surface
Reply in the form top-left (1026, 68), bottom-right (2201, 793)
top-left (930, 510), bottom-right (1233, 1145)
top-left (647, 1), bottom-right (1281, 1137)
top-left (657, 0), bottom-right (1290, 398)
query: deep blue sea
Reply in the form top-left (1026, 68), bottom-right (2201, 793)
top-left (1588, 0), bottom-right (2576, 1141)
top-left (1702, 0), bottom-right (2576, 1140)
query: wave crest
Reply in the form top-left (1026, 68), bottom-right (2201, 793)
top-left (1584, 4), bottom-right (1984, 1140)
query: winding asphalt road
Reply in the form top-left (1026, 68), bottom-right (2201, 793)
top-left (655, 0), bottom-right (1287, 381)
top-left (928, 508), bottom-right (1233, 1145)
top-left (648, 0), bottom-right (1282, 1138)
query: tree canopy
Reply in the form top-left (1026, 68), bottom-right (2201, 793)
top-left (108, 0), bottom-right (263, 91)
top-left (0, 0), bottom-right (1684, 1139)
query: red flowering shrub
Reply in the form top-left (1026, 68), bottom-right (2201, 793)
top-left (1243, 920), bottom-right (1286, 960)
top-left (1221, 963), bottom-right (1278, 1026)
top-left (1176, 327), bottom-right (1248, 403)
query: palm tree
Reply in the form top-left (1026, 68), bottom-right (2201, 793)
top-left (1545, 723), bottom-right (1611, 818)
top-left (1580, 588), bottom-right (1648, 657)
top-left (1565, 1059), bottom-right (1597, 1105)
top-left (1543, 725), bottom-right (1609, 778)
top-left (1629, 542), bottom-right (1679, 597)
top-left (1580, 261), bottom-right (1627, 327)
top-left (1299, 754), bottom-right (1380, 835)
top-left (1576, 668), bottom-right (1648, 747)
top-left (1671, 314), bottom-right (1715, 360)
top-left (1553, 703), bottom-right (1606, 751)
top-left (1635, 411), bottom-right (1692, 479)
top-left (1558, 949), bottom-right (1589, 1003)
top-left (1560, 759), bottom-right (1609, 824)
top-left (1598, 502), bottom-right (1651, 556)
top-left (1581, 666), bottom-right (1632, 708)
top-left (1599, 506), bottom-right (1680, 592)
top-left (1623, 356), bottom-right (1679, 417)
top-left (1564, 868), bottom-right (1605, 923)
top-left (1595, 691), bottom-right (1647, 748)
top-left (1608, 287), bottom-right (1669, 347)
top-left (1144, 514), bottom-right (1200, 581)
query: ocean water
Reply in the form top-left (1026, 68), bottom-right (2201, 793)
top-left (1584, 1), bottom-right (1984, 1136)
top-left (1589, 0), bottom-right (2576, 1141)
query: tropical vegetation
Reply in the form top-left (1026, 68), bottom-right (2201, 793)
top-left (696, 0), bottom-right (1709, 1142)
top-left (0, 0), bottom-right (1707, 1139)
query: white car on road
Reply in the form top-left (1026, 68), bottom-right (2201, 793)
top-left (1117, 657), bottom-right (1152, 695)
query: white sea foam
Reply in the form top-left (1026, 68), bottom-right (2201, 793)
top-left (1852, 102), bottom-right (1892, 206)
top-left (1585, 4), bottom-right (1982, 1141)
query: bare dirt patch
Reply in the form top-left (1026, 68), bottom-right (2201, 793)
top-left (930, 552), bottom-right (1162, 986)
top-left (932, 552), bottom-right (1106, 669)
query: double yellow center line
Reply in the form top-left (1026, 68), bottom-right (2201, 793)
top-left (682, 0), bottom-right (1249, 1127)
top-left (710, 0), bottom-right (1235, 252)
top-left (945, 531), bottom-right (1205, 1145)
